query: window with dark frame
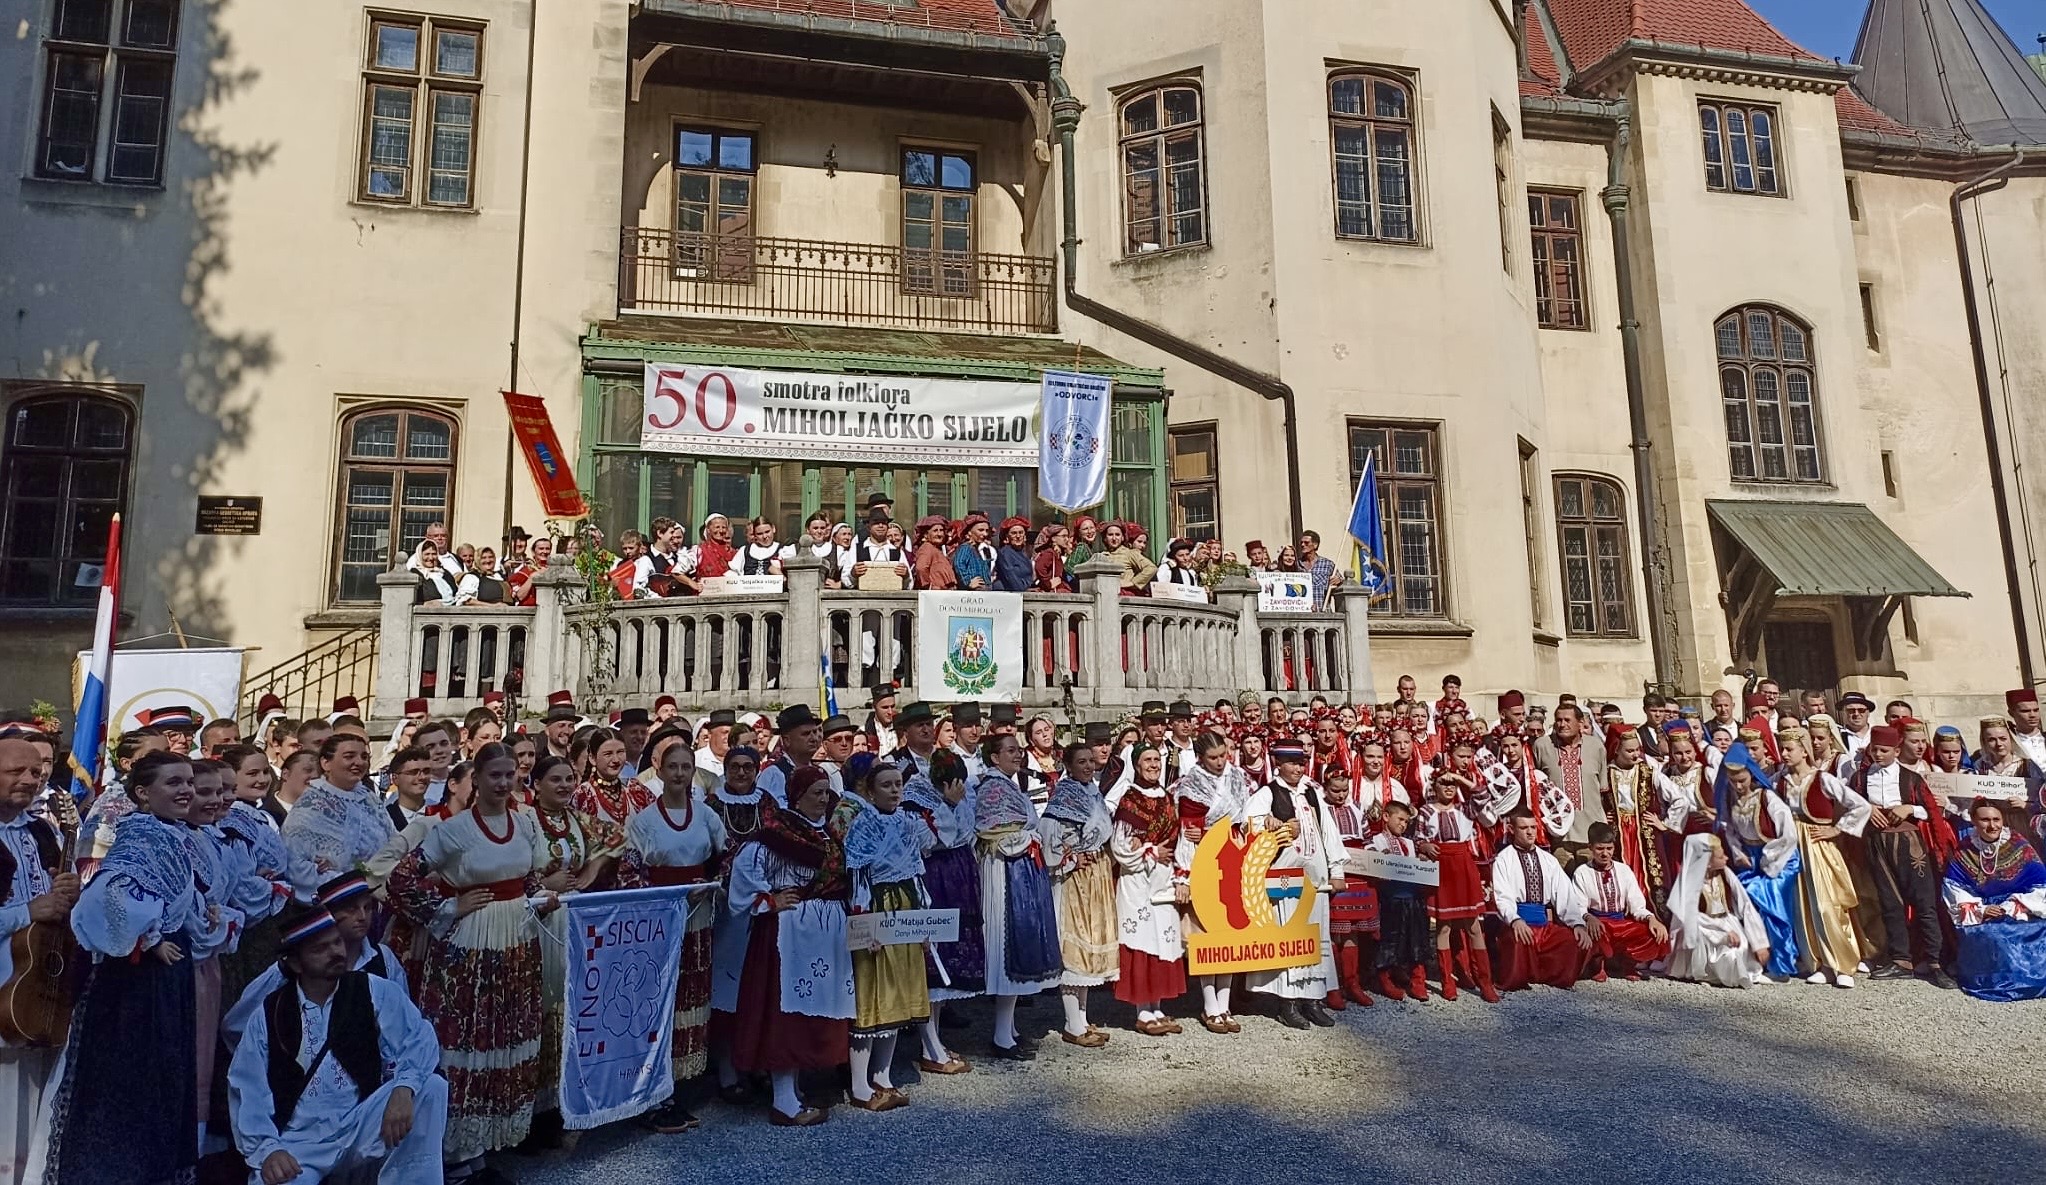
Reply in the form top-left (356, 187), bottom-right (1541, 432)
top-left (1329, 70), bottom-right (1418, 243)
top-left (1717, 304), bottom-right (1824, 483)
top-left (674, 126), bottom-right (757, 281)
top-left (1699, 100), bottom-right (1782, 196)
top-left (1528, 189), bottom-right (1588, 330)
top-left (0, 390), bottom-right (133, 606)
top-left (358, 13), bottom-right (483, 208)
top-left (1554, 474), bottom-right (1634, 637)
top-left (901, 147), bottom-right (976, 297)
top-left (1167, 425), bottom-right (1219, 542)
top-left (1347, 421), bottom-right (1445, 617)
top-left (1119, 83), bottom-right (1208, 255)
top-left (334, 406), bottom-right (457, 603)
top-left (35, 0), bottom-right (179, 185)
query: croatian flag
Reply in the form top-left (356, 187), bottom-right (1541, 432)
top-left (69, 514), bottom-right (121, 799)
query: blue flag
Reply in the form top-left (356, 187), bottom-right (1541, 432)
top-left (1347, 454), bottom-right (1390, 597)
top-left (1039, 370), bottom-right (1113, 512)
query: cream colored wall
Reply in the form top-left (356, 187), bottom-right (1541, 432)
top-left (0, 0), bottom-right (629, 710)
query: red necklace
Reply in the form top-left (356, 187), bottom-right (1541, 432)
top-left (584, 776), bottom-right (630, 822)
top-left (472, 804), bottom-right (515, 845)
top-left (537, 806), bottom-right (576, 841)
top-left (657, 796), bottom-right (695, 832)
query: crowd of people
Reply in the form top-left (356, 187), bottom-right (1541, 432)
top-left (0, 669), bottom-right (2041, 1184)
top-left (402, 495), bottom-right (1352, 611)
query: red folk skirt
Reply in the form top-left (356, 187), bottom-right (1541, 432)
top-left (1328, 881), bottom-right (1381, 938)
top-left (1431, 839), bottom-right (1486, 921)
top-left (1113, 947), bottom-right (1188, 1005)
top-left (720, 913), bottom-right (849, 1075)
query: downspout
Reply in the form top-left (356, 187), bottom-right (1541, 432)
top-left (1044, 28), bottom-right (1305, 542)
top-left (1952, 150), bottom-right (2033, 685)
top-left (501, 0), bottom-right (543, 543)
top-left (1601, 108), bottom-right (1677, 694)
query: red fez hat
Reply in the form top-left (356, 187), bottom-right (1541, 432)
top-left (1743, 692), bottom-right (1772, 711)
top-left (255, 693), bottom-right (284, 716)
top-left (1869, 725), bottom-right (1904, 749)
top-left (1498, 690), bottom-right (1525, 711)
top-left (331, 696), bottom-right (361, 714)
top-left (546, 690), bottom-right (575, 709)
top-left (402, 698), bottom-right (428, 716)
top-left (2007, 688), bottom-right (2039, 709)
top-left (482, 691), bottom-right (507, 706)
top-left (655, 695), bottom-right (677, 710)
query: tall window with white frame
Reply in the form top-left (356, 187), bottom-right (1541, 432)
top-left (1718, 304), bottom-right (1824, 483)
top-left (1167, 425), bottom-right (1220, 542)
top-left (1699, 100), bottom-right (1782, 196)
top-left (1329, 70), bottom-right (1418, 243)
top-left (0, 389), bottom-right (133, 606)
top-left (334, 407), bottom-right (457, 603)
top-left (1119, 83), bottom-right (1207, 255)
top-left (35, 0), bottom-right (180, 185)
top-left (358, 13), bottom-right (483, 207)
top-left (1347, 422), bottom-right (1445, 617)
top-left (1553, 474), bottom-right (1634, 638)
top-left (901, 147), bottom-right (976, 296)
top-left (1528, 190), bottom-right (1588, 330)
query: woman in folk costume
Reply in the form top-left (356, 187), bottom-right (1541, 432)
top-left (1319, 762), bottom-right (1378, 1010)
top-left (1666, 833), bottom-right (1772, 987)
top-left (1175, 731), bottom-right (1250, 1032)
top-left (1234, 727), bottom-right (1272, 788)
top-left (574, 727), bottom-right (653, 832)
top-left (993, 516), bottom-right (1036, 591)
top-left (1803, 714), bottom-right (1860, 781)
top-left (1412, 765), bottom-right (1501, 1003)
top-left (1714, 741), bottom-right (1803, 981)
top-left (899, 750), bottom-right (980, 1074)
top-left (1110, 744), bottom-right (1187, 1036)
top-left (215, 744), bottom-right (295, 1011)
top-left (1943, 799), bottom-right (2046, 1001)
top-left (187, 759), bottom-right (270, 1150)
top-left (836, 755), bottom-right (932, 1109)
top-left (1774, 726), bottom-right (1877, 989)
top-left (1601, 729), bottom-right (1670, 917)
top-left (1038, 744), bottom-right (1120, 1048)
top-left (1243, 741), bottom-right (1346, 1029)
top-left (613, 742), bottom-right (725, 1134)
top-left (1649, 722), bottom-right (1715, 879)
top-left (974, 733), bottom-right (1063, 1060)
top-left (1019, 715), bottom-right (1064, 809)
top-left (384, 742), bottom-right (559, 1179)
top-left (36, 753), bottom-right (201, 1185)
top-left (720, 767), bottom-right (855, 1127)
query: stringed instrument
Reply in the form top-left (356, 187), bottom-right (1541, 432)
top-left (0, 920), bottom-right (79, 1047)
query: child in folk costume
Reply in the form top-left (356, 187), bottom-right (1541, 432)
top-left (1244, 742), bottom-right (1346, 1029)
top-left (720, 767), bottom-right (855, 1127)
top-left (837, 756), bottom-right (932, 1109)
top-left (1413, 767), bottom-right (1502, 1002)
top-left (1176, 732), bottom-right (1250, 1033)
top-left (384, 742), bottom-right (560, 1178)
top-left (615, 742), bottom-right (726, 1134)
top-left (1367, 800), bottom-right (1435, 999)
top-left (901, 750), bottom-right (979, 1075)
top-left (974, 734), bottom-right (1063, 1060)
top-left (528, 755), bottom-right (623, 1145)
top-left (1573, 822), bottom-right (1672, 981)
top-left (1040, 744), bottom-right (1120, 1048)
top-left (1666, 833), bottom-right (1771, 987)
top-left (1110, 744), bottom-right (1186, 1036)
top-left (1603, 731), bottom-right (1671, 917)
top-left (1320, 763), bottom-right (1378, 1010)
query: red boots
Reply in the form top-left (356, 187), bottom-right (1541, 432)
top-left (1375, 968), bottom-right (1407, 1001)
top-left (1407, 963), bottom-right (1430, 1001)
top-left (1473, 947), bottom-right (1502, 1004)
top-left (1436, 952), bottom-right (1459, 1002)
top-left (1335, 944), bottom-right (1374, 1008)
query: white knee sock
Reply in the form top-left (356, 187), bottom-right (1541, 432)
top-left (849, 1036), bottom-right (875, 1101)
top-left (920, 1017), bottom-right (949, 1063)
top-left (1216, 982), bottom-right (1233, 1013)
top-left (1201, 979), bottom-right (1222, 1017)
top-left (1061, 986), bottom-right (1089, 1036)
top-left (770, 1070), bottom-right (802, 1117)
top-left (870, 1032), bottom-right (898, 1090)
top-left (993, 994), bottom-right (1020, 1048)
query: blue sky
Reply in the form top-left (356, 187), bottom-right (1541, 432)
top-left (1746, 0), bottom-right (2042, 61)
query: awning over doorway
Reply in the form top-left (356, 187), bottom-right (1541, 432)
top-left (1706, 499), bottom-right (1964, 598)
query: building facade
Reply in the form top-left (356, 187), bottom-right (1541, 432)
top-left (1, 0), bottom-right (2041, 722)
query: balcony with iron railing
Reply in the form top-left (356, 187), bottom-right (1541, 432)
top-left (618, 227), bottom-right (1059, 335)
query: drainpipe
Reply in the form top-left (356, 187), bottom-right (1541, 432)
top-left (501, 0), bottom-right (544, 544)
top-left (1952, 150), bottom-right (2033, 685)
top-left (1601, 108), bottom-right (1677, 695)
top-left (1044, 28), bottom-right (1305, 543)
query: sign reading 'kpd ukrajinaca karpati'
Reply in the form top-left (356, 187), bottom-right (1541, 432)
top-left (915, 591), bottom-right (1022, 700)
top-left (640, 362), bottom-right (1040, 467)
top-left (1184, 819), bottom-right (1325, 975)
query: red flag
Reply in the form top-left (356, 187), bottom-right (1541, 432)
top-left (502, 391), bottom-right (587, 518)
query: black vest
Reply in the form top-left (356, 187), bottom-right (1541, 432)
top-left (0, 818), bottom-right (60, 904)
top-left (266, 970), bottom-right (383, 1130)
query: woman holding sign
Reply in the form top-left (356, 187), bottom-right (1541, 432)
top-left (837, 755), bottom-right (932, 1111)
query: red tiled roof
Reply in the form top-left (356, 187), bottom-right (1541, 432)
top-left (713, 0), bottom-right (1027, 37)
top-left (1521, 2), bottom-right (1565, 97)
top-left (1834, 87), bottom-right (1912, 136)
top-left (1543, 0), bottom-right (1827, 72)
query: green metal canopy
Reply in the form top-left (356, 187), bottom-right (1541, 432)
top-left (1706, 499), bottom-right (1965, 598)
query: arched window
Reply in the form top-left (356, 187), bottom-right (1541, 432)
top-left (1552, 474), bottom-right (1634, 637)
top-left (1329, 70), bottom-right (1417, 242)
top-left (1119, 83), bottom-right (1206, 254)
top-left (1717, 305), bottom-right (1823, 483)
top-left (334, 405), bottom-right (457, 602)
top-left (0, 390), bottom-right (133, 605)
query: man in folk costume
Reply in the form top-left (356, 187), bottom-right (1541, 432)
top-left (756, 704), bottom-right (839, 807)
top-left (1163, 700), bottom-right (1199, 781)
top-left (227, 905), bottom-right (448, 1185)
top-left (1488, 690), bottom-right (1529, 748)
top-left (2005, 687), bottom-right (2046, 771)
top-left (541, 691), bottom-right (579, 760)
top-left (1848, 725), bottom-right (1958, 988)
top-left (1531, 703), bottom-right (1608, 869)
top-left (1487, 810), bottom-right (1594, 992)
top-left (1573, 822), bottom-right (1670, 982)
top-left (889, 701), bottom-right (941, 783)
top-left (948, 703), bottom-right (987, 781)
top-left (1243, 741), bottom-right (1345, 1029)
top-left (1601, 728), bottom-right (1668, 915)
top-left (0, 737), bottom-right (75, 1181)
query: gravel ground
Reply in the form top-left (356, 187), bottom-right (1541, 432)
top-left (517, 977), bottom-right (2046, 1185)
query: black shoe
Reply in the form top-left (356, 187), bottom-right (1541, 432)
top-left (1275, 1001), bottom-right (1311, 1030)
top-left (469, 1167), bottom-right (518, 1185)
top-left (512, 1108), bottom-right (565, 1153)
top-left (1869, 964), bottom-right (1912, 981)
top-left (641, 1099), bottom-right (700, 1135)
top-left (1926, 967), bottom-right (1959, 991)
top-left (939, 1010), bottom-right (969, 1030)
top-left (1300, 1000), bottom-right (1337, 1028)
top-left (990, 1041), bottom-right (1036, 1062)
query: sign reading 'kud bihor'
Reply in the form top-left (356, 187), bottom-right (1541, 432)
top-left (640, 362), bottom-right (1040, 467)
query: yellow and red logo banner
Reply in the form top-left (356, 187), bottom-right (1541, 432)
top-left (1184, 821), bottom-right (1325, 975)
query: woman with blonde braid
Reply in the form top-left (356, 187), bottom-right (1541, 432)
top-left (1777, 726), bottom-right (1875, 989)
